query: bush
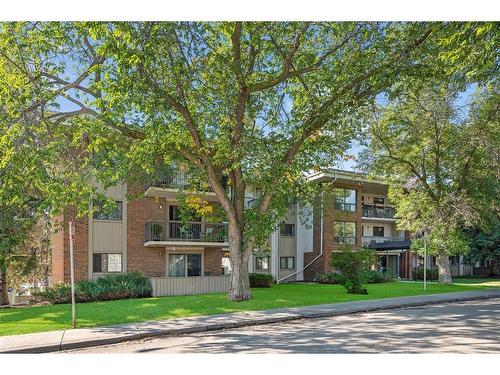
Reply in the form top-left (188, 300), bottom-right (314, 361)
top-left (413, 267), bottom-right (439, 280)
top-left (35, 282), bottom-right (71, 304)
top-left (35, 272), bottom-right (152, 304)
top-left (362, 270), bottom-right (395, 284)
top-left (315, 272), bottom-right (344, 284)
top-left (249, 273), bottom-right (274, 288)
top-left (330, 246), bottom-right (377, 294)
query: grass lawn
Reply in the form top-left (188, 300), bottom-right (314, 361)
top-left (0, 280), bottom-right (496, 336)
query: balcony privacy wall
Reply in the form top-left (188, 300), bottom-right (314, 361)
top-left (150, 275), bottom-right (230, 297)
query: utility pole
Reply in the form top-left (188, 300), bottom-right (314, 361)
top-left (69, 220), bottom-right (76, 328)
top-left (423, 230), bottom-right (427, 292)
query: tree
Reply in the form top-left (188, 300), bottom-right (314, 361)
top-left (361, 84), bottom-right (499, 284)
top-left (464, 218), bottom-right (500, 276)
top-left (1, 22), bottom-right (471, 300)
top-left (331, 246), bottom-right (376, 294)
top-left (0, 202), bottom-right (38, 305)
top-left (7, 212), bottom-right (52, 291)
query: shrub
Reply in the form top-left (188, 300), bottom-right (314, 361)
top-left (330, 246), bottom-right (377, 294)
top-left (249, 273), bottom-right (274, 288)
top-left (362, 270), bottom-right (395, 284)
top-left (413, 267), bottom-right (439, 280)
top-left (35, 282), bottom-right (71, 304)
top-left (315, 272), bottom-right (344, 284)
top-left (35, 272), bottom-right (152, 304)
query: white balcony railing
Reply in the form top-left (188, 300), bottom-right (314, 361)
top-left (362, 236), bottom-right (405, 246)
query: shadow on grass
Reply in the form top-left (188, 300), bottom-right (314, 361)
top-left (0, 282), bottom-right (485, 336)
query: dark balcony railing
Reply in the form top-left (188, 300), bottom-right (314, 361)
top-left (334, 202), bottom-right (357, 212)
top-left (145, 220), bottom-right (228, 243)
top-left (362, 204), bottom-right (395, 219)
top-left (147, 171), bottom-right (214, 192)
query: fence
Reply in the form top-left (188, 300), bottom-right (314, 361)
top-left (149, 275), bottom-right (231, 297)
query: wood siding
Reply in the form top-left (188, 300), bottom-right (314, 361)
top-left (150, 276), bottom-right (230, 297)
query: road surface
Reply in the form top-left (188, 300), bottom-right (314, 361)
top-left (63, 298), bottom-right (500, 353)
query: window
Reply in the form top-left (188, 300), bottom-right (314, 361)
top-left (280, 257), bottom-right (295, 269)
top-left (333, 221), bottom-right (356, 245)
top-left (255, 256), bottom-right (270, 271)
top-left (93, 253), bottom-right (122, 273)
top-left (222, 257), bottom-right (231, 275)
top-left (373, 226), bottom-right (385, 237)
top-left (373, 197), bottom-right (385, 206)
top-left (280, 223), bottom-right (296, 237)
top-left (168, 254), bottom-right (202, 277)
top-left (93, 200), bottom-right (123, 221)
top-left (333, 188), bottom-right (356, 212)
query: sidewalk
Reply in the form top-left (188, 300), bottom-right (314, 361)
top-left (1, 289), bottom-right (499, 353)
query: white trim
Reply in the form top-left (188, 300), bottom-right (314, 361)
top-left (145, 240), bottom-right (228, 248)
top-left (270, 229), bottom-right (279, 278)
top-left (361, 216), bottom-right (396, 222)
top-left (307, 169), bottom-right (387, 185)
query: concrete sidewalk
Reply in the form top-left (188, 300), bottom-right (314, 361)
top-left (1, 289), bottom-right (500, 353)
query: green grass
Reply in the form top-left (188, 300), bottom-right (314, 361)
top-left (451, 277), bottom-right (500, 287)
top-left (0, 281), bottom-right (496, 336)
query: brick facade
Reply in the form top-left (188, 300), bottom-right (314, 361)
top-left (127, 190), bottom-right (167, 277)
top-left (303, 181), bottom-right (363, 281)
top-left (51, 184), bottom-right (226, 281)
top-left (204, 247), bottom-right (223, 275)
top-left (51, 207), bottom-right (89, 283)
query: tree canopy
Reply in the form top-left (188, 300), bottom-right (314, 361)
top-left (1, 21), bottom-right (497, 298)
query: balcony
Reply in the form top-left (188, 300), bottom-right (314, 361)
top-left (144, 171), bottom-right (220, 199)
top-left (145, 220), bottom-right (228, 246)
top-left (362, 204), bottom-right (395, 219)
top-left (362, 236), bottom-right (410, 250)
top-left (334, 202), bottom-right (357, 212)
top-left (147, 172), bottom-right (213, 191)
top-left (362, 236), bottom-right (404, 246)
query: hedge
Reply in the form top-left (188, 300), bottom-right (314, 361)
top-left (249, 273), bottom-right (274, 288)
top-left (35, 272), bottom-right (152, 304)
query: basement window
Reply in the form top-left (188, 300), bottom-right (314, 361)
top-left (255, 256), bottom-right (270, 271)
top-left (280, 257), bottom-right (295, 270)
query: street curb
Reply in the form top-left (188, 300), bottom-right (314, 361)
top-left (1, 289), bottom-right (499, 353)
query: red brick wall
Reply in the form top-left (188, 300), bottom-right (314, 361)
top-left (51, 215), bottom-right (65, 283)
top-left (126, 188), bottom-right (167, 277)
top-left (303, 182), bottom-right (363, 281)
top-left (50, 208), bottom-right (89, 283)
top-left (204, 247), bottom-right (222, 275)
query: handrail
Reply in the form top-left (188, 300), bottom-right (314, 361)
top-left (145, 220), bottom-right (227, 242)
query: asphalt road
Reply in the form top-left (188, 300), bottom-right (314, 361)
top-left (64, 298), bottom-right (500, 353)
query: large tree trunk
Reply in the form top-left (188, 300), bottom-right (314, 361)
top-left (0, 270), bottom-right (9, 306)
top-left (227, 222), bottom-right (252, 301)
top-left (437, 251), bottom-right (453, 284)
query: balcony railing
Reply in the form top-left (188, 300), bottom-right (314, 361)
top-left (145, 220), bottom-right (228, 243)
top-left (362, 236), bottom-right (405, 246)
top-left (147, 172), bottom-right (214, 192)
top-left (333, 202), bottom-right (357, 212)
top-left (333, 236), bottom-right (356, 245)
top-left (362, 204), bottom-right (395, 219)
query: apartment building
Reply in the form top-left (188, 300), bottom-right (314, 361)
top-left (51, 167), bottom-right (469, 294)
